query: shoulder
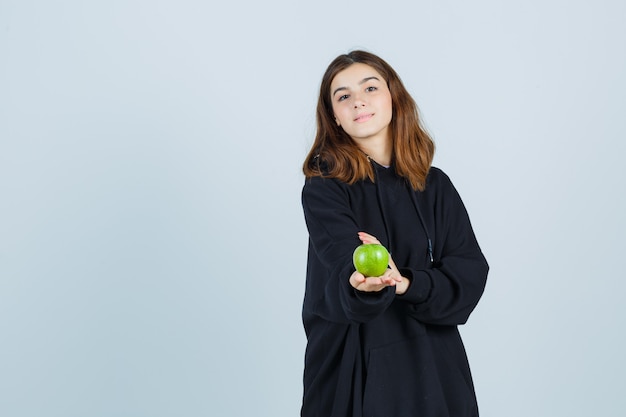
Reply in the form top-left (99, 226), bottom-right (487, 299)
top-left (302, 175), bottom-right (350, 201)
top-left (423, 167), bottom-right (466, 207)
top-left (425, 166), bottom-right (454, 190)
top-left (303, 174), bottom-right (346, 190)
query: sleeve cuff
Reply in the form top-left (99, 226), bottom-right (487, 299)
top-left (339, 276), bottom-right (395, 322)
top-left (397, 268), bottom-right (432, 304)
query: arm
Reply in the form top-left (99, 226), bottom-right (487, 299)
top-left (302, 177), bottom-right (397, 324)
top-left (398, 171), bottom-right (489, 326)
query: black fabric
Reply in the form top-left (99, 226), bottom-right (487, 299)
top-left (300, 165), bottom-right (489, 417)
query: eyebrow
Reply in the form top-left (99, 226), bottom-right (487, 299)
top-left (332, 76), bottom-right (381, 97)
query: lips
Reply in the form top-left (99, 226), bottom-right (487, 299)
top-left (354, 113), bottom-right (374, 123)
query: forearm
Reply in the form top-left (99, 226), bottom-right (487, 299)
top-left (306, 252), bottom-right (396, 324)
top-left (397, 255), bottom-right (488, 325)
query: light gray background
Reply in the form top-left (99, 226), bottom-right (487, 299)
top-left (1, 0), bottom-right (625, 416)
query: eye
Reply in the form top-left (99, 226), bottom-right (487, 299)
top-left (366, 86), bottom-right (378, 92)
top-left (338, 94), bottom-right (350, 102)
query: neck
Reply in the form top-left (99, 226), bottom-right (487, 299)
top-left (356, 136), bottom-right (392, 167)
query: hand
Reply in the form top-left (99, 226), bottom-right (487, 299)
top-left (357, 232), bottom-right (410, 295)
top-left (349, 268), bottom-right (399, 292)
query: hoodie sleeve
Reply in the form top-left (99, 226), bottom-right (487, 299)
top-left (398, 169), bottom-right (489, 325)
top-left (302, 177), bottom-right (395, 324)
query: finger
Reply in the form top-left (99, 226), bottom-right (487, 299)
top-left (349, 272), bottom-right (366, 288)
top-left (383, 269), bottom-right (402, 283)
top-left (368, 278), bottom-right (389, 289)
top-left (357, 232), bottom-right (381, 244)
top-left (387, 256), bottom-right (400, 274)
top-left (380, 275), bottom-right (395, 286)
top-left (357, 279), bottom-right (383, 292)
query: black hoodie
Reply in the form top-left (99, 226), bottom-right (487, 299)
top-left (300, 163), bottom-right (489, 417)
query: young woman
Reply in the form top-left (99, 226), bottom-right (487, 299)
top-left (300, 50), bottom-right (489, 417)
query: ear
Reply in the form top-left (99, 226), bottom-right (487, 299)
top-left (334, 116), bottom-right (340, 126)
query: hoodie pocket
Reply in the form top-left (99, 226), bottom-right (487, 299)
top-left (362, 337), bottom-right (476, 417)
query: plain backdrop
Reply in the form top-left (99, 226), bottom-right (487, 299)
top-left (1, 0), bottom-right (625, 416)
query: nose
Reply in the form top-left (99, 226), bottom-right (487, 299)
top-left (353, 92), bottom-right (366, 108)
top-left (353, 98), bottom-right (366, 108)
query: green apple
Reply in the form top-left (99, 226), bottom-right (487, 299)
top-left (352, 244), bottom-right (389, 277)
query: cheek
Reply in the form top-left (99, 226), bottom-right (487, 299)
top-left (383, 97), bottom-right (394, 120)
top-left (384, 94), bottom-right (393, 111)
top-left (333, 107), bottom-right (348, 124)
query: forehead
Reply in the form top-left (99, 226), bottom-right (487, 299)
top-left (330, 63), bottom-right (385, 90)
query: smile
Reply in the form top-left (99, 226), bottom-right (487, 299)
top-left (354, 113), bottom-right (374, 123)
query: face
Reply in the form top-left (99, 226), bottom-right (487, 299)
top-left (330, 63), bottom-right (393, 145)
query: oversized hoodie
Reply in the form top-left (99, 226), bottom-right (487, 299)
top-left (300, 162), bottom-right (489, 417)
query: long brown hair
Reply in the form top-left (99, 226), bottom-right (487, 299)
top-left (303, 50), bottom-right (435, 191)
